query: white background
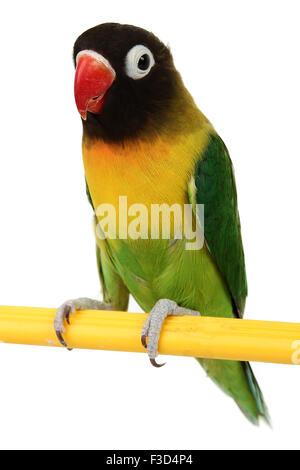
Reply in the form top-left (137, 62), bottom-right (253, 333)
top-left (0, 0), bottom-right (299, 450)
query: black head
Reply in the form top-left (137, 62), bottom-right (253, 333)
top-left (73, 23), bottom-right (182, 142)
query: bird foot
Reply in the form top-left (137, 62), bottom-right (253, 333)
top-left (141, 299), bottom-right (200, 367)
top-left (54, 297), bottom-right (113, 349)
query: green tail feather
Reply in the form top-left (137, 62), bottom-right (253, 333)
top-left (196, 358), bottom-right (270, 425)
top-left (242, 362), bottom-right (270, 425)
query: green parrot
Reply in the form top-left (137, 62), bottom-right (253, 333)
top-left (54, 23), bottom-right (269, 424)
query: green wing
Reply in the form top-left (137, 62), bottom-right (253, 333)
top-left (190, 134), bottom-right (269, 424)
top-left (193, 134), bottom-right (247, 317)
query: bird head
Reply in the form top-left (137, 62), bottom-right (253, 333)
top-left (73, 23), bottom-right (182, 142)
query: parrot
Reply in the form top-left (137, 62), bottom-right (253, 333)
top-left (54, 22), bottom-right (269, 424)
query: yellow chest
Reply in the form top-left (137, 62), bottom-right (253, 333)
top-left (83, 130), bottom-right (210, 213)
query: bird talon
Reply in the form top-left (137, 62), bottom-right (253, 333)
top-left (65, 305), bottom-right (71, 325)
top-left (141, 334), bottom-right (147, 348)
top-left (150, 358), bottom-right (166, 368)
top-left (55, 330), bottom-right (68, 348)
top-left (141, 299), bottom-right (200, 368)
top-left (54, 298), bottom-right (114, 351)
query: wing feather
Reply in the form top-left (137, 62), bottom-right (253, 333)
top-left (191, 134), bottom-right (247, 317)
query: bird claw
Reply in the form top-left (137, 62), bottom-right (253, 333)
top-left (141, 299), bottom-right (200, 368)
top-left (54, 298), bottom-right (114, 350)
top-left (54, 301), bottom-right (76, 349)
top-left (65, 305), bottom-right (71, 325)
top-left (150, 358), bottom-right (166, 368)
top-left (141, 333), bottom-right (165, 366)
top-left (141, 334), bottom-right (147, 349)
top-left (55, 330), bottom-right (68, 348)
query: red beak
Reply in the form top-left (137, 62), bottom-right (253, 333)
top-left (74, 50), bottom-right (116, 120)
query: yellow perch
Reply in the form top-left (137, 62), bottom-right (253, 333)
top-left (0, 305), bottom-right (299, 365)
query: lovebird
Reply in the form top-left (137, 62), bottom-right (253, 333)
top-left (54, 23), bottom-right (269, 424)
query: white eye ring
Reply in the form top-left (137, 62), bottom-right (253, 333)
top-left (125, 45), bottom-right (155, 80)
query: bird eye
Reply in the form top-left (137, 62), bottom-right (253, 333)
top-left (125, 45), bottom-right (155, 80)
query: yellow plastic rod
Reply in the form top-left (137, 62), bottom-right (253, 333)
top-left (0, 305), bottom-right (300, 365)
